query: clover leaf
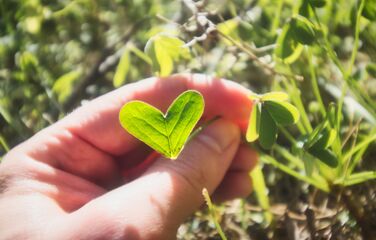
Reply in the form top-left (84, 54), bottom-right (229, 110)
top-left (246, 91), bottom-right (300, 149)
top-left (119, 90), bottom-right (204, 159)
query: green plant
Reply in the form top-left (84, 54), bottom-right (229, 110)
top-left (246, 92), bottom-right (300, 149)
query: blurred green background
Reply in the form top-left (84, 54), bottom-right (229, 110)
top-left (1, 0), bottom-right (376, 239)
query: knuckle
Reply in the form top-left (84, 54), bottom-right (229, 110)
top-left (168, 154), bottom-right (207, 194)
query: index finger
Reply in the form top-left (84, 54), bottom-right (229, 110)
top-left (60, 74), bottom-right (253, 155)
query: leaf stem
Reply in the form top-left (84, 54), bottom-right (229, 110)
top-left (187, 116), bottom-right (221, 142)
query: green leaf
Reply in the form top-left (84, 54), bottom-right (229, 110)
top-left (275, 25), bottom-right (304, 63)
top-left (260, 92), bottom-right (289, 101)
top-left (264, 100), bottom-right (300, 125)
top-left (308, 148), bottom-right (338, 168)
top-left (217, 18), bottom-right (240, 45)
top-left (299, 0), bottom-right (311, 17)
top-left (302, 153), bottom-right (315, 176)
top-left (53, 70), bottom-right (81, 103)
top-left (366, 63), bottom-right (376, 78)
top-left (246, 102), bottom-right (261, 142)
top-left (310, 128), bottom-right (337, 150)
top-left (362, 0), bottom-right (376, 21)
top-left (310, 0), bottom-right (326, 8)
top-left (119, 90), bottom-right (204, 159)
top-left (0, 102), bottom-right (12, 124)
top-left (327, 103), bottom-right (337, 128)
top-left (305, 121), bottom-right (328, 149)
top-left (113, 47), bottom-right (131, 87)
top-left (290, 15), bottom-right (316, 45)
top-left (18, 51), bottom-right (38, 72)
top-left (145, 34), bottom-right (190, 77)
top-left (259, 107), bottom-right (277, 149)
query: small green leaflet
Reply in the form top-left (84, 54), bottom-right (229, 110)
top-left (310, 0), bottom-right (326, 8)
top-left (274, 25), bottom-right (304, 64)
top-left (264, 101), bottom-right (300, 125)
top-left (119, 90), bottom-right (204, 159)
top-left (113, 47), bottom-right (131, 88)
top-left (301, 104), bottom-right (339, 168)
top-left (308, 148), bottom-right (338, 168)
top-left (362, 0), bottom-right (376, 21)
top-left (259, 106), bottom-right (278, 149)
top-left (260, 92), bottom-right (289, 101)
top-left (366, 63), bottom-right (376, 78)
top-left (290, 15), bottom-right (317, 45)
top-left (246, 91), bottom-right (300, 149)
top-left (53, 70), bottom-right (81, 103)
top-left (246, 102), bottom-right (261, 142)
top-left (145, 34), bottom-right (191, 77)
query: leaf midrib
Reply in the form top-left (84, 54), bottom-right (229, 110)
top-left (166, 95), bottom-right (194, 154)
top-left (125, 118), bottom-right (168, 155)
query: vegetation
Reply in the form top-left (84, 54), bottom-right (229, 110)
top-left (1, 0), bottom-right (376, 239)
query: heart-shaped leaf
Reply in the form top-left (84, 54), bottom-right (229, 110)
top-left (246, 102), bottom-right (261, 142)
top-left (119, 90), bottom-right (204, 159)
top-left (259, 106), bottom-right (278, 149)
top-left (264, 100), bottom-right (300, 125)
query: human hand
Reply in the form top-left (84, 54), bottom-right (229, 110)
top-left (0, 74), bottom-right (258, 239)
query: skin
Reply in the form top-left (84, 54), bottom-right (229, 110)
top-left (0, 74), bottom-right (258, 240)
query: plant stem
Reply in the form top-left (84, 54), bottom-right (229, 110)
top-left (347, 0), bottom-right (365, 78)
top-left (284, 74), bottom-right (312, 133)
top-left (307, 48), bottom-right (326, 117)
top-left (217, 30), bottom-right (304, 81)
top-left (187, 116), bottom-right (221, 143)
top-left (271, 0), bottom-right (284, 34)
top-left (261, 155), bottom-right (329, 192)
top-left (202, 188), bottom-right (228, 240)
top-left (279, 126), bottom-right (297, 145)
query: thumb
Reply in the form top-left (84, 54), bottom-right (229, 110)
top-left (68, 119), bottom-right (240, 239)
